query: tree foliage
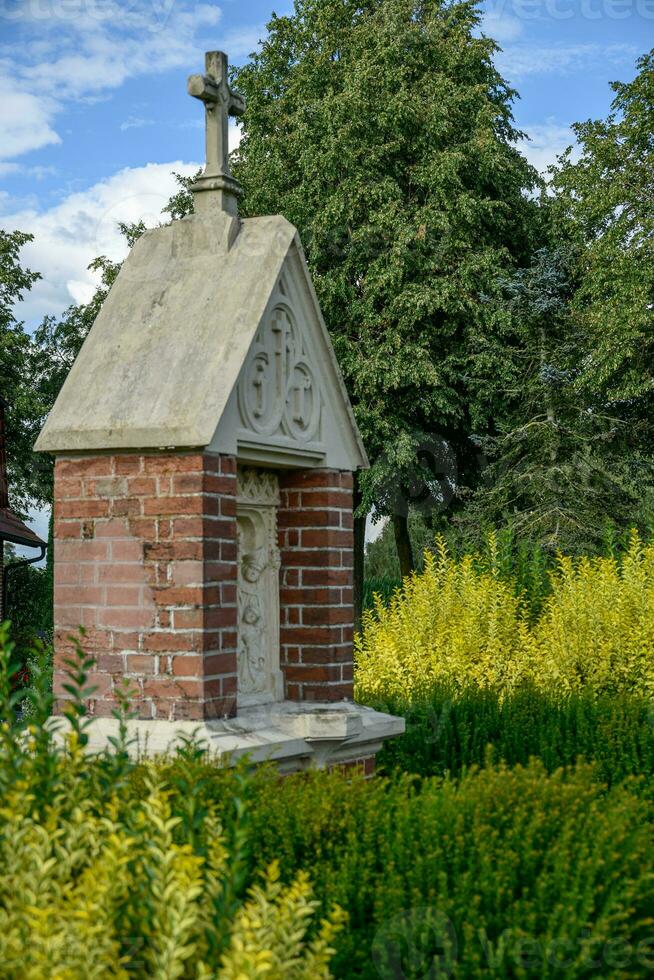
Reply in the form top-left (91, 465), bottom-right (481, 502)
top-left (6, 37), bottom-right (654, 572)
top-left (458, 245), bottom-right (654, 552)
top-left (232, 0), bottom-right (539, 521)
top-left (0, 230), bottom-right (43, 513)
top-left (553, 48), bottom-right (654, 418)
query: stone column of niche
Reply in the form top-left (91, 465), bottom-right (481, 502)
top-left (236, 467), bottom-right (284, 707)
top-left (278, 468), bottom-right (355, 702)
top-left (52, 452), bottom-right (238, 721)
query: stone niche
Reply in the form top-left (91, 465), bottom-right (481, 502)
top-left (36, 223), bottom-right (405, 769)
top-left (35, 49), bottom-right (403, 772)
top-left (236, 467), bottom-right (283, 708)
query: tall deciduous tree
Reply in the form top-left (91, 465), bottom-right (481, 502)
top-left (232, 0), bottom-right (539, 596)
top-left (0, 230), bottom-right (43, 513)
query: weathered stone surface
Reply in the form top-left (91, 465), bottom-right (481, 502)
top-left (35, 210), bottom-right (366, 472)
top-left (53, 700), bottom-right (405, 773)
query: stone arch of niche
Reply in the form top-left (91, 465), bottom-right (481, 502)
top-left (236, 466), bottom-right (284, 707)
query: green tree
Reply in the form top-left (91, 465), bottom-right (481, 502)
top-left (23, 0), bottom-right (544, 605)
top-left (232, 0), bottom-right (539, 594)
top-left (458, 245), bottom-right (652, 552)
top-left (32, 255), bottom-right (120, 427)
top-left (553, 49), bottom-right (654, 437)
top-left (0, 230), bottom-right (43, 513)
top-left (22, 254), bottom-right (121, 507)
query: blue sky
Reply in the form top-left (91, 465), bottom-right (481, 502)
top-left (0, 0), bottom-right (651, 547)
top-left (0, 0), bottom-right (650, 325)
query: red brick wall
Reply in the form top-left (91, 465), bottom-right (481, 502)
top-left (53, 452), bottom-right (237, 721)
top-left (278, 469), bottom-right (355, 702)
top-left (332, 756), bottom-right (376, 777)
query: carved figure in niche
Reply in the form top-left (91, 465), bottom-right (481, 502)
top-left (237, 546), bottom-right (267, 695)
top-left (236, 469), bottom-right (283, 707)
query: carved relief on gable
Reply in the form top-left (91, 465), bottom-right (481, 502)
top-left (238, 303), bottom-right (322, 446)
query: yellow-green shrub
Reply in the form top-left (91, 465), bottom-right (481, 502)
top-left (528, 536), bottom-right (654, 696)
top-left (0, 628), bottom-right (344, 980)
top-left (0, 757), bottom-right (343, 979)
top-left (356, 537), bottom-right (534, 702)
top-left (355, 532), bottom-right (654, 703)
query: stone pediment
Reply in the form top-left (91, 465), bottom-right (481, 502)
top-left (36, 210), bottom-right (367, 472)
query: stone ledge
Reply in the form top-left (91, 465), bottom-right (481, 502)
top-left (52, 701), bottom-right (405, 773)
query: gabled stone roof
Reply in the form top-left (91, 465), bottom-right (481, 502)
top-left (35, 210), bottom-right (367, 471)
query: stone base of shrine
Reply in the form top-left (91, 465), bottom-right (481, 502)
top-left (60, 701), bottom-right (405, 773)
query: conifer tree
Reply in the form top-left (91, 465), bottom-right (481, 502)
top-left (458, 246), bottom-right (653, 552)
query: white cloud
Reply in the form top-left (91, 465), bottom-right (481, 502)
top-left (517, 120), bottom-right (578, 175)
top-left (0, 78), bottom-right (61, 159)
top-left (28, 165), bottom-right (58, 180)
top-left (120, 116), bottom-right (155, 131)
top-left (0, 1), bottom-right (232, 164)
top-left (497, 42), bottom-right (637, 79)
top-left (481, 9), bottom-right (524, 43)
top-left (0, 160), bottom-right (200, 324)
top-left (21, 4), bottom-right (223, 100)
top-left (229, 122), bottom-right (242, 153)
top-left (0, 162), bottom-right (58, 179)
top-left (365, 514), bottom-right (388, 545)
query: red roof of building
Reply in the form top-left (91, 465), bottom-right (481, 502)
top-left (0, 399), bottom-right (45, 550)
top-left (0, 508), bottom-right (46, 549)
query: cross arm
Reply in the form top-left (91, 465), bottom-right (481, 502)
top-left (187, 74), bottom-right (245, 117)
top-left (188, 73), bottom-right (220, 104)
top-left (230, 91), bottom-right (246, 117)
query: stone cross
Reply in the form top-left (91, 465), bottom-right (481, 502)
top-left (188, 51), bottom-right (245, 180)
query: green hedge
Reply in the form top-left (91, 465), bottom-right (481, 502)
top-left (366, 685), bottom-right (654, 789)
top-left (3, 631), bottom-right (654, 977)
top-left (188, 761), bottom-right (654, 978)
